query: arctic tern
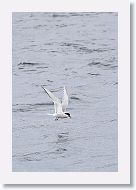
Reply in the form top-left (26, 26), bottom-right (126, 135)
top-left (41, 86), bottom-right (71, 120)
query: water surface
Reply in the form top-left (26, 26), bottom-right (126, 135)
top-left (12, 12), bottom-right (118, 172)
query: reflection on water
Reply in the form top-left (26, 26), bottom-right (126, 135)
top-left (12, 12), bottom-right (118, 172)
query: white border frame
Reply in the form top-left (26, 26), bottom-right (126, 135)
top-left (0, 0), bottom-right (130, 184)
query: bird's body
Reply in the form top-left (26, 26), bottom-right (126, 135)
top-left (41, 86), bottom-right (71, 120)
top-left (48, 113), bottom-right (69, 119)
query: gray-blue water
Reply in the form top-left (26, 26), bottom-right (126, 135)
top-left (12, 12), bottom-right (118, 172)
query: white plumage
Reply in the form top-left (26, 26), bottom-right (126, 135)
top-left (41, 86), bottom-right (71, 120)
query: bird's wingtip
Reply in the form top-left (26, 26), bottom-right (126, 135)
top-left (41, 85), bottom-right (47, 92)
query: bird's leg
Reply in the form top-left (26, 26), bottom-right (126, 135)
top-left (55, 117), bottom-right (58, 121)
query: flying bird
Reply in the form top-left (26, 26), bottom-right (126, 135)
top-left (41, 86), bottom-right (71, 120)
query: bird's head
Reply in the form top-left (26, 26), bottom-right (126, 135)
top-left (65, 113), bottom-right (71, 118)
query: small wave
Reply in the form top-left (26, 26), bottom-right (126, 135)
top-left (23, 152), bottom-right (40, 157)
top-left (61, 42), bottom-right (79, 47)
top-left (56, 138), bottom-right (69, 144)
top-left (110, 65), bottom-right (118, 69)
top-left (17, 19), bottom-right (24, 23)
top-left (49, 50), bottom-right (59, 53)
top-left (56, 148), bottom-right (67, 152)
top-left (43, 42), bottom-right (55, 46)
top-left (18, 62), bottom-right (39, 66)
top-left (102, 30), bottom-right (107, 33)
top-left (69, 12), bottom-right (94, 17)
top-left (70, 96), bottom-right (80, 100)
top-left (12, 102), bottom-right (54, 113)
top-left (91, 154), bottom-right (115, 158)
top-left (60, 132), bottom-right (69, 135)
top-left (33, 24), bottom-right (43, 29)
top-left (39, 48), bottom-right (47, 52)
top-left (52, 13), bottom-right (69, 18)
top-left (13, 102), bottom-right (54, 107)
top-left (18, 67), bottom-right (24, 70)
top-left (110, 119), bottom-right (117, 122)
top-left (69, 13), bottom-right (81, 17)
top-left (33, 102), bottom-right (53, 106)
top-left (21, 47), bottom-right (29, 50)
top-left (37, 71), bottom-right (46, 74)
top-left (64, 67), bottom-right (72, 71)
top-left (36, 66), bottom-right (48, 69)
top-left (101, 63), bottom-right (111, 67)
top-left (78, 47), bottom-right (107, 53)
top-left (22, 151), bottom-right (42, 162)
top-left (12, 108), bottom-right (31, 113)
top-left (22, 69), bottom-right (37, 72)
top-left (47, 80), bottom-right (53, 83)
top-left (76, 85), bottom-right (86, 88)
top-left (56, 24), bottom-right (67, 28)
top-left (88, 62), bottom-right (101, 66)
top-left (58, 132), bottom-right (69, 138)
top-left (72, 71), bottom-right (77, 74)
top-left (113, 82), bottom-right (118, 85)
top-left (30, 44), bottom-right (37, 47)
top-left (61, 42), bottom-right (107, 54)
top-left (88, 73), bottom-right (100, 76)
top-left (88, 61), bottom-right (117, 70)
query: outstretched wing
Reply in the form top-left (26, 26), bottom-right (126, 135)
top-left (41, 86), bottom-right (62, 114)
top-left (62, 86), bottom-right (69, 112)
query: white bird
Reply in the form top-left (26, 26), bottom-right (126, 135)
top-left (41, 86), bottom-right (71, 120)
